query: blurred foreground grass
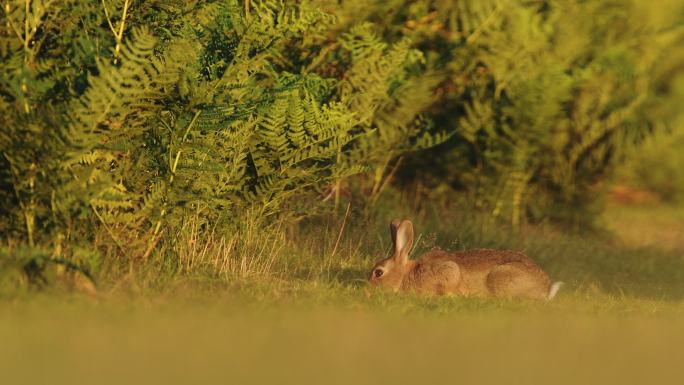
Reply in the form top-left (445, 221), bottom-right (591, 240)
top-left (1, 290), bottom-right (684, 385)
top-left (2, 203), bottom-right (684, 385)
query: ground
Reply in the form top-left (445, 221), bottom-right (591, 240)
top-left (1, 203), bottom-right (684, 385)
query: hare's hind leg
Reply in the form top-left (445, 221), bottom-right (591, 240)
top-left (485, 262), bottom-right (550, 299)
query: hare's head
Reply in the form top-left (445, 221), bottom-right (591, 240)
top-left (369, 219), bottom-right (414, 291)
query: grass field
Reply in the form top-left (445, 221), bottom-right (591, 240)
top-left (2, 295), bottom-right (684, 385)
top-left (2, 204), bottom-right (684, 385)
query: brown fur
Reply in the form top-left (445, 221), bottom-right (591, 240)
top-left (369, 219), bottom-right (556, 299)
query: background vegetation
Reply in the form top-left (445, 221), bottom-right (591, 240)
top-left (1, 0), bottom-right (684, 292)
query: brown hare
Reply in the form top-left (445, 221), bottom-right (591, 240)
top-left (369, 219), bottom-right (563, 299)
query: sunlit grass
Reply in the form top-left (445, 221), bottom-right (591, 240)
top-left (1, 287), bottom-right (684, 385)
top-left (3, 203), bottom-right (684, 385)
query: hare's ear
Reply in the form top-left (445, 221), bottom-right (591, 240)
top-left (389, 218), bottom-right (402, 247)
top-left (394, 220), bottom-right (414, 265)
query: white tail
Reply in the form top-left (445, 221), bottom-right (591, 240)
top-left (548, 281), bottom-right (564, 300)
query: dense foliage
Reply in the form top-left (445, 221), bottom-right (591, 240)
top-left (1, 0), bottom-right (683, 283)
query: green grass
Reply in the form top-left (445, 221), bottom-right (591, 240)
top-left (2, 204), bottom-right (684, 385)
top-left (2, 289), bottom-right (684, 385)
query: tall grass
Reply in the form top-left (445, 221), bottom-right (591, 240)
top-left (130, 195), bottom-right (684, 302)
top-left (173, 215), bottom-right (281, 279)
top-left (4, 184), bottom-right (684, 306)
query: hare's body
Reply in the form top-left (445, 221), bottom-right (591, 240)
top-left (405, 249), bottom-right (552, 298)
top-left (369, 219), bottom-right (562, 299)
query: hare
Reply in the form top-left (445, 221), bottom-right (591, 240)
top-left (369, 219), bottom-right (563, 299)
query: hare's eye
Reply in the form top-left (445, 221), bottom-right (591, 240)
top-left (374, 269), bottom-right (384, 278)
